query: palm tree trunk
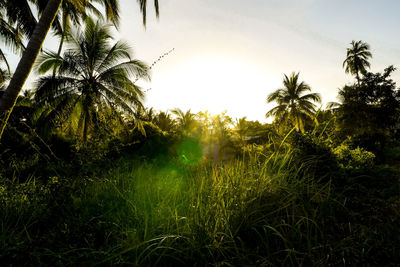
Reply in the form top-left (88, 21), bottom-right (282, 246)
top-left (0, 0), bottom-right (63, 140)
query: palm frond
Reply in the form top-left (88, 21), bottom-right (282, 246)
top-left (137, 0), bottom-right (160, 26)
top-left (299, 92), bottom-right (321, 103)
top-left (266, 72), bottom-right (321, 131)
top-left (35, 51), bottom-right (64, 74)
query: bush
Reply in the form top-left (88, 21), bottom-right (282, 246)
top-left (290, 131), bottom-right (339, 179)
top-left (333, 144), bottom-right (375, 169)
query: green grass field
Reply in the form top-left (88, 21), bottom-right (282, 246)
top-left (1, 148), bottom-right (399, 266)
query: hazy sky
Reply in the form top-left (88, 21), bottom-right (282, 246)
top-left (6, 0), bottom-right (400, 122)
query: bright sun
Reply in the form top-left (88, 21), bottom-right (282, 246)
top-left (145, 57), bottom-right (280, 122)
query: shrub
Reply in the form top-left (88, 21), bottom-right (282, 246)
top-left (333, 143), bottom-right (375, 169)
top-left (290, 131), bottom-right (339, 179)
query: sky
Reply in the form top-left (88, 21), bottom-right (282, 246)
top-left (5, 0), bottom-right (400, 122)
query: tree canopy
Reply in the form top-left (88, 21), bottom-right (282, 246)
top-left (266, 72), bottom-right (321, 132)
top-left (34, 18), bottom-right (150, 142)
top-left (343, 40), bottom-right (372, 82)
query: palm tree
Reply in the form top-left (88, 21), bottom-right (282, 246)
top-left (1, 0), bottom-right (116, 47)
top-left (153, 111), bottom-right (176, 132)
top-left (33, 18), bottom-right (150, 142)
top-left (266, 72), bottom-right (321, 132)
top-left (171, 108), bottom-right (198, 133)
top-left (53, 2), bottom-right (96, 73)
top-left (343, 40), bottom-right (372, 83)
top-left (53, 0), bottom-right (123, 70)
top-left (0, 0), bottom-right (159, 140)
top-left (128, 106), bottom-right (155, 136)
top-left (0, 0), bottom-right (62, 140)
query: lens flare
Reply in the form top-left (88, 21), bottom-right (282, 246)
top-left (177, 140), bottom-right (203, 165)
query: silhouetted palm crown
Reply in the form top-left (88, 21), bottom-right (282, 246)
top-left (266, 72), bottom-right (321, 132)
top-left (35, 18), bottom-right (149, 141)
top-left (343, 40), bottom-right (372, 81)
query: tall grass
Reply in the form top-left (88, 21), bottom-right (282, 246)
top-left (66, 149), bottom-right (336, 266)
top-left (1, 147), bottom-right (399, 265)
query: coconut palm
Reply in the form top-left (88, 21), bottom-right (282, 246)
top-left (0, 0), bottom-right (117, 42)
top-left (128, 106), bottom-right (156, 136)
top-left (33, 18), bottom-right (150, 142)
top-left (343, 40), bottom-right (372, 83)
top-left (171, 108), bottom-right (198, 131)
top-left (171, 108), bottom-right (200, 137)
top-left (53, 0), bottom-right (125, 70)
top-left (266, 72), bottom-right (321, 132)
top-left (52, 2), bottom-right (101, 73)
top-left (0, 0), bottom-right (159, 140)
top-left (153, 111), bottom-right (176, 132)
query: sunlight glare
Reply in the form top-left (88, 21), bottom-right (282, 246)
top-left (146, 57), bottom-right (280, 122)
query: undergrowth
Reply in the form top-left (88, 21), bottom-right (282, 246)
top-left (0, 148), bottom-right (399, 266)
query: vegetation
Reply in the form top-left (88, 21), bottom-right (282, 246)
top-left (266, 72), bottom-right (321, 133)
top-left (343, 40), bottom-right (372, 83)
top-left (0, 2), bottom-right (400, 266)
top-left (0, 0), bottom-right (158, 140)
top-left (35, 18), bottom-right (149, 143)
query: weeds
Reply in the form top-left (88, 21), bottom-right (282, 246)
top-left (0, 146), bottom-right (399, 266)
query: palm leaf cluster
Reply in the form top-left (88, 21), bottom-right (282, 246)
top-left (0, 0), bottom-right (159, 141)
top-left (34, 18), bottom-right (149, 142)
top-left (153, 111), bottom-right (175, 132)
top-left (171, 108), bottom-right (198, 133)
top-left (266, 72), bottom-right (321, 132)
top-left (0, 0), bottom-right (27, 77)
top-left (343, 40), bottom-right (372, 82)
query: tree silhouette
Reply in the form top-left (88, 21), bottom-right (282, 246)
top-left (266, 72), bottom-right (321, 132)
top-left (336, 66), bottom-right (400, 150)
top-left (343, 40), bottom-right (372, 83)
top-left (0, 0), bottom-right (159, 140)
top-left (171, 108), bottom-right (198, 133)
top-left (153, 111), bottom-right (176, 132)
top-left (34, 18), bottom-right (150, 142)
top-left (52, 1), bottom-right (103, 77)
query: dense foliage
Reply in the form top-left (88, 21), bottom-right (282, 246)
top-left (0, 2), bottom-right (399, 265)
top-left (336, 66), bottom-right (400, 152)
